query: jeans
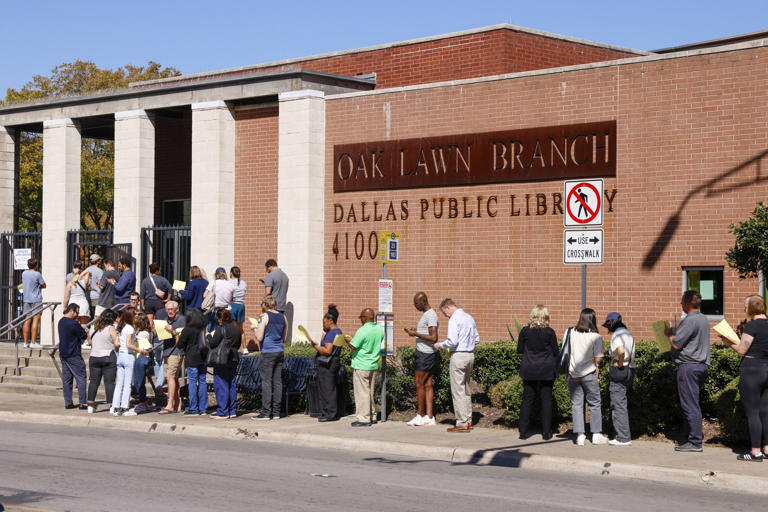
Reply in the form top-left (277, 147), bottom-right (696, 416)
top-left (112, 352), bottom-right (135, 410)
top-left (153, 345), bottom-right (165, 389)
top-left (676, 362), bottom-right (708, 447)
top-left (738, 359), bottom-right (768, 449)
top-left (61, 356), bottom-right (87, 407)
top-left (213, 364), bottom-right (237, 417)
top-left (518, 379), bottom-right (554, 435)
top-left (259, 352), bottom-right (284, 417)
top-left (567, 371), bottom-right (602, 434)
top-left (317, 357), bottom-right (340, 420)
top-left (609, 367), bottom-right (635, 442)
top-left (133, 355), bottom-right (151, 402)
top-left (87, 352), bottom-right (116, 405)
top-left (187, 364), bottom-right (209, 414)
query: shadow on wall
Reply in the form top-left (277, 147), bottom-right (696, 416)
top-left (642, 149), bottom-right (768, 270)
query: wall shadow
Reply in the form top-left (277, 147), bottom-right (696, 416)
top-left (642, 149), bottom-right (768, 270)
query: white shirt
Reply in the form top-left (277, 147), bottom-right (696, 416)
top-left (610, 327), bottom-right (635, 368)
top-left (206, 279), bottom-right (235, 308)
top-left (416, 308), bottom-right (439, 354)
top-left (440, 309), bottom-right (479, 352)
top-left (118, 324), bottom-right (135, 355)
top-left (565, 329), bottom-right (603, 377)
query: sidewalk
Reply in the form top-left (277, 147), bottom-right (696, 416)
top-left (0, 392), bottom-right (765, 495)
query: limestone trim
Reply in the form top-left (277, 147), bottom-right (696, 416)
top-left (278, 90), bottom-right (325, 101)
top-left (42, 118), bottom-right (76, 128)
top-left (191, 100), bottom-right (229, 110)
top-left (114, 110), bottom-right (151, 120)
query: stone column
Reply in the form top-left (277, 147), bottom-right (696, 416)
top-left (113, 110), bottom-right (155, 275)
top-left (0, 126), bottom-right (16, 233)
top-left (191, 101), bottom-right (235, 278)
top-left (41, 119), bottom-right (81, 345)
top-left (277, 90), bottom-right (326, 342)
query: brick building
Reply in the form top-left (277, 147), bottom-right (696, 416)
top-left (1, 24), bottom-right (766, 343)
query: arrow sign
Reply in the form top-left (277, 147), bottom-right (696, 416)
top-left (564, 229), bottom-right (604, 265)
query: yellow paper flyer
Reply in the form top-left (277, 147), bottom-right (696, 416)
top-left (651, 320), bottom-right (671, 353)
top-left (297, 325), bottom-right (313, 343)
top-left (713, 319), bottom-right (740, 344)
top-left (153, 320), bottom-right (172, 340)
top-left (172, 280), bottom-right (187, 290)
top-left (333, 334), bottom-right (348, 347)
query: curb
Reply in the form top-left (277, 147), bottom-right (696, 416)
top-left (1, 411), bottom-right (765, 496)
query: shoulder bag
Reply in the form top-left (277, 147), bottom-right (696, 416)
top-left (206, 329), bottom-right (232, 367)
top-left (149, 275), bottom-right (166, 299)
top-left (201, 280), bottom-right (216, 312)
top-left (558, 328), bottom-right (572, 375)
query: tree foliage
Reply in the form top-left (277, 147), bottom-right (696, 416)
top-left (2, 61), bottom-right (181, 231)
top-left (726, 202), bottom-right (768, 279)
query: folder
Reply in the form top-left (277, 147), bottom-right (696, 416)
top-left (172, 280), bottom-right (187, 290)
top-left (713, 319), bottom-right (740, 344)
top-left (651, 320), bottom-right (671, 353)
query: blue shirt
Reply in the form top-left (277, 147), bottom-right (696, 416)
top-left (58, 316), bottom-right (86, 359)
top-left (22, 270), bottom-right (45, 303)
top-left (321, 327), bottom-right (342, 357)
top-left (180, 278), bottom-right (208, 309)
top-left (114, 269), bottom-right (136, 304)
top-left (261, 311), bottom-right (286, 353)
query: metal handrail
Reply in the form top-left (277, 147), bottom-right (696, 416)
top-left (83, 302), bottom-right (128, 329)
top-left (0, 301), bottom-right (60, 341)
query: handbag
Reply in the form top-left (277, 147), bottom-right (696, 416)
top-left (316, 354), bottom-right (333, 365)
top-left (149, 275), bottom-right (166, 299)
top-left (201, 280), bottom-right (216, 312)
top-left (197, 329), bottom-right (209, 358)
top-left (558, 328), bottom-right (572, 375)
top-left (206, 335), bottom-right (231, 367)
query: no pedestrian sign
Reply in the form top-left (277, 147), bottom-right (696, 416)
top-left (564, 229), bottom-right (604, 264)
top-left (564, 179), bottom-right (603, 226)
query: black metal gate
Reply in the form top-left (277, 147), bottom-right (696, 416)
top-left (0, 231), bottom-right (42, 327)
top-left (66, 230), bottom-right (132, 270)
top-left (140, 226), bottom-right (191, 283)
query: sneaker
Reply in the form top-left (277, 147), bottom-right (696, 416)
top-left (239, 349), bottom-right (249, 355)
top-left (736, 452), bottom-right (764, 462)
top-left (122, 409), bottom-right (138, 417)
top-left (419, 416), bottom-right (436, 427)
top-left (592, 433), bottom-right (608, 445)
top-left (183, 410), bottom-right (199, 416)
top-left (406, 415), bottom-right (423, 426)
top-left (87, 405), bottom-right (95, 414)
top-left (251, 413), bottom-right (272, 421)
top-left (23, 343), bottom-right (30, 349)
top-left (111, 409), bottom-right (122, 417)
top-left (608, 439), bottom-right (631, 446)
top-left (674, 442), bottom-right (703, 452)
top-left (576, 434), bottom-right (586, 446)
top-left (109, 407), bottom-right (116, 415)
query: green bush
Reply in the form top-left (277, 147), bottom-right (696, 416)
top-left (472, 341), bottom-right (521, 393)
top-left (715, 377), bottom-right (749, 442)
top-left (703, 345), bottom-right (742, 417)
top-left (489, 376), bottom-right (524, 423)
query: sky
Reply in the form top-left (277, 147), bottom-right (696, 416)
top-left (1, 0), bottom-right (766, 96)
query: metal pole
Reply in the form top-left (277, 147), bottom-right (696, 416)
top-left (581, 264), bottom-right (587, 310)
top-left (380, 263), bottom-right (387, 422)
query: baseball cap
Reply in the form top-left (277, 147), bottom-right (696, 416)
top-left (602, 312), bottom-right (622, 327)
top-left (90, 254), bottom-right (102, 262)
top-left (216, 267), bottom-right (226, 274)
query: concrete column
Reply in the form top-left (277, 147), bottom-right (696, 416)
top-left (277, 90), bottom-right (326, 342)
top-left (0, 126), bottom-right (16, 233)
top-left (191, 101), bottom-right (235, 278)
top-left (41, 119), bottom-right (81, 345)
top-left (114, 110), bottom-right (155, 274)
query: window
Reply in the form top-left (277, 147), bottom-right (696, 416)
top-left (162, 199), bottom-right (191, 226)
top-left (683, 266), bottom-right (724, 317)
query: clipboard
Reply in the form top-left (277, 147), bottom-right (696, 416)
top-left (651, 320), bottom-right (671, 353)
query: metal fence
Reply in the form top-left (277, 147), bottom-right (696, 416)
top-left (66, 229), bottom-right (132, 271)
top-left (140, 226), bottom-right (191, 283)
top-left (0, 231), bottom-right (42, 329)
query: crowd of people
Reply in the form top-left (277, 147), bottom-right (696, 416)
top-left (18, 255), bottom-right (768, 461)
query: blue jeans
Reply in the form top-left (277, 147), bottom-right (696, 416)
top-left (61, 356), bottom-right (87, 407)
top-left (112, 352), bottom-right (135, 410)
top-left (677, 363), bottom-right (708, 447)
top-left (133, 355), bottom-right (151, 402)
top-left (153, 345), bottom-right (165, 389)
top-left (186, 365), bottom-right (208, 413)
top-left (213, 365), bottom-right (237, 417)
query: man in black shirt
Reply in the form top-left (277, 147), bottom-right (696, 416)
top-left (58, 304), bottom-right (88, 409)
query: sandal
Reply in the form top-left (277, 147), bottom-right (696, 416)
top-left (158, 409), bottom-right (175, 415)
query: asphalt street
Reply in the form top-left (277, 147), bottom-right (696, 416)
top-left (0, 421), bottom-right (762, 512)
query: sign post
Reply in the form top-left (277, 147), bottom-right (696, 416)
top-left (378, 231), bottom-right (399, 422)
top-left (564, 180), bottom-right (604, 309)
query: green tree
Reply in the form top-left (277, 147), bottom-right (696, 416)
top-left (726, 202), bottom-right (768, 280)
top-left (2, 61), bottom-right (181, 231)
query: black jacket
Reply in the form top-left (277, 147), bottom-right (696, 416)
top-left (177, 326), bottom-right (206, 366)
top-left (517, 326), bottom-right (559, 381)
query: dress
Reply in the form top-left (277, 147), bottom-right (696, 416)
top-left (68, 276), bottom-right (90, 317)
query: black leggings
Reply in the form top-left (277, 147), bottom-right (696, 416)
top-left (88, 353), bottom-right (117, 405)
top-left (738, 359), bottom-right (768, 448)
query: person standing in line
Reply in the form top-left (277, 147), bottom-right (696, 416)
top-left (179, 265), bottom-right (208, 310)
top-left (603, 312), bottom-right (636, 447)
top-left (435, 298), bottom-right (479, 433)
top-left (263, 259), bottom-right (289, 313)
top-left (344, 308), bottom-right (384, 427)
top-left (665, 290), bottom-right (711, 452)
top-left (157, 301), bottom-right (186, 414)
top-left (140, 262), bottom-right (172, 323)
top-left (65, 262), bottom-right (91, 325)
top-left (203, 267), bottom-right (235, 332)
top-left (95, 259), bottom-right (119, 317)
top-left (111, 307), bottom-right (144, 416)
top-left (404, 292), bottom-right (439, 427)
top-left (251, 295), bottom-right (287, 421)
top-left (721, 295), bottom-right (768, 461)
top-left (517, 304), bottom-right (559, 440)
top-left (208, 309), bottom-right (242, 419)
top-left (311, 304), bottom-right (343, 422)
top-left (129, 312), bottom-right (154, 414)
top-left (175, 309), bottom-right (208, 416)
top-left (21, 257), bottom-right (46, 348)
top-left (85, 254), bottom-right (103, 316)
top-left (565, 308), bottom-right (607, 446)
top-left (230, 266), bottom-right (248, 352)
top-left (110, 257), bottom-right (136, 305)
top-left (57, 304), bottom-right (88, 410)
top-left (85, 309), bottom-right (119, 414)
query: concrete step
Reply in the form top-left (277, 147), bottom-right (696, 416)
top-left (0, 374), bottom-right (67, 387)
top-left (4, 365), bottom-right (60, 378)
top-left (0, 382), bottom-right (102, 399)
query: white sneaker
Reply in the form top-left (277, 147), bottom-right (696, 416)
top-left (111, 409), bottom-right (122, 417)
top-left (418, 416), bottom-right (436, 426)
top-left (240, 348), bottom-right (249, 355)
top-left (87, 406), bottom-right (95, 414)
top-left (406, 415), bottom-right (423, 426)
top-left (608, 439), bottom-right (631, 446)
top-left (122, 409), bottom-right (137, 417)
top-left (22, 343), bottom-right (30, 349)
top-left (576, 434), bottom-right (586, 446)
top-left (592, 433), bottom-right (608, 445)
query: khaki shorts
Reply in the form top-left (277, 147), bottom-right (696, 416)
top-left (164, 354), bottom-right (184, 379)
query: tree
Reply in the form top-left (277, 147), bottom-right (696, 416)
top-left (2, 61), bottom-right (181, 231)
top-left (726, 202), bottom-right (768, 280)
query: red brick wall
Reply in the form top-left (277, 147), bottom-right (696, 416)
top-left (234, 105), bottom-right (279, 343)
top-left (144, 28), bottom-right (637, 90)
top-left (324, 47), bottom-right (768, 345)
top-left (154, 111), bottom-right (191, 225)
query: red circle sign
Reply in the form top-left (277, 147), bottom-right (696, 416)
top-left (566, 182), bottom-right (601, 224)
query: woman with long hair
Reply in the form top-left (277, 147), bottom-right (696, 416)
top-left (208, 309), bottom-right (242, 419)
top-left (111, 308), bottom-right (146, 416)
top-left (131, 312), bottom-right (154, 413)
top-left (565, 308), bottom-right (606, 446)
top-left (180, 265), bottom-right (208, 310)
top-left (312, 304), bottom-right (342, 422)
top-left (230, 266), bottom-right (248, 342)
top-left (65, 261), bottom-right (91, 324)
top-left (176, 309), bottom-right (208, 415)
top-left (203, 267), bottom-right (235, 332)
top-left (86, 309), bottom-right (119, 413)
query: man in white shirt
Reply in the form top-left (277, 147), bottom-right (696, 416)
top-left (435, 298), bottom-right (479, 432)
top-left (404, 292), bottom-right (439, 426)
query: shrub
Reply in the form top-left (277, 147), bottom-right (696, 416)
top-left (715, 377), bottom-right (749, 443)
top-left (703, 345), bottom-right (742, 417)
top-left (473, 341), bottom-right (521, 393)
top-left (489, 376), bottom-right (524, 423)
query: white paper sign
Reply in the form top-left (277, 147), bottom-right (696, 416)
top-left (378, 279), bottom-right (393, 313)
top-left (13, 248), bottom-right (32, 270)
top-left (377, 314), bottom-right (395, 355)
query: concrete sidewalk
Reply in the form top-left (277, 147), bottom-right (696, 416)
top-left (0, 392), bottom-right (765, 496)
